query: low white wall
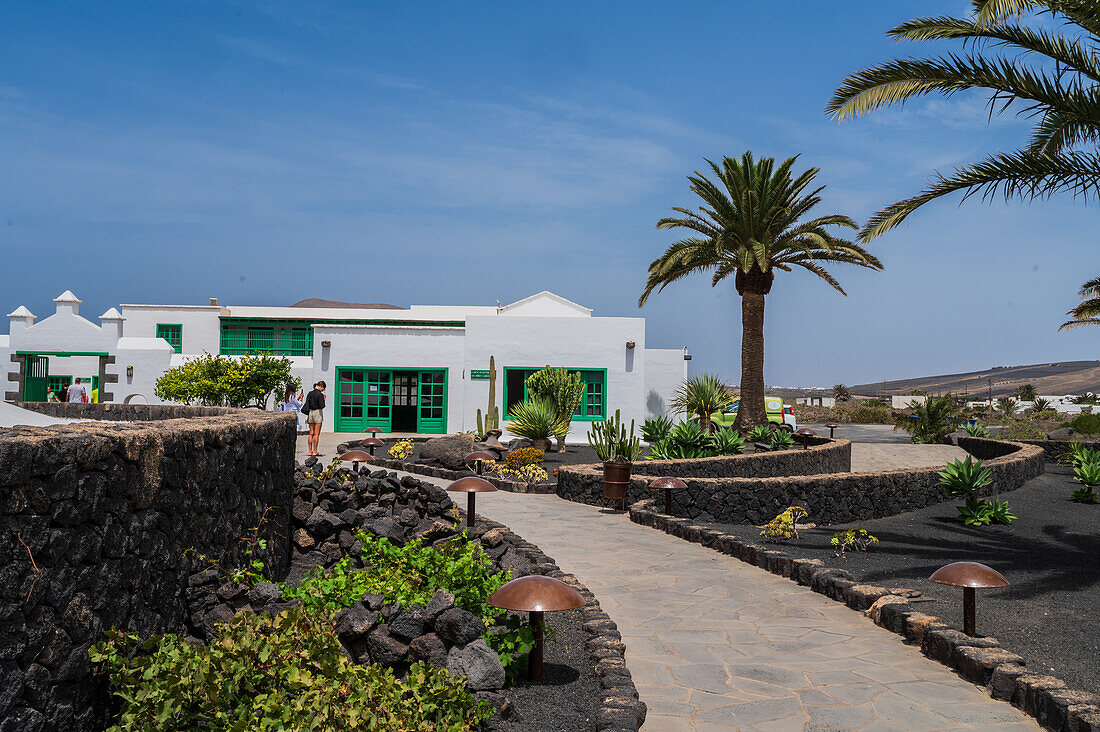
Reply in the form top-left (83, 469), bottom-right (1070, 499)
top-left (643, 348), bottom-right (687, 419)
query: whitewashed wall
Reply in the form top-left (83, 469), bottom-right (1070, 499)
top-left (464, 315), bottom-right (647, 443)
top-left (119, 305), bottom-right (223, 354)
top-left (643, 348), bottom-right (688, 419)
top-left (311, 324), bottom-right (467, 433)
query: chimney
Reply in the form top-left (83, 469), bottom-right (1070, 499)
top-left (54, 290), bottom-right (82, 317)
top-left (99, 308), bottom-right (125, 341)
top-left (7, 306), bottom-right (35, 334)
top-left (209, 297), bottom-right (218, 306)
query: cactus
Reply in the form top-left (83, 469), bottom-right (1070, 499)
top-left (486, 356), bottom-right (498, 431)
top-left (587, 409), bottom-right (641, 462)
top-left (475, 357), bottom-right (499, 439)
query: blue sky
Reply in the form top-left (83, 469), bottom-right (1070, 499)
top-left (1, 1), bottom-right (1095, 387)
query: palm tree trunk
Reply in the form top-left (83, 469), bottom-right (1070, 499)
top-left (734, 285), bottom-right (768, 431)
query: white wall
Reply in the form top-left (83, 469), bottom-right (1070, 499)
top-left (312, 324), bottom-right (467, 433)
top-left (643, 348), bottom-right (687, 418)
top-left (464, 314), bottom-right (647, 443)
top-left (120, 305), bottom-right (223, 354)
top-left (892, 394), bottom-right (928, 409)
top-left (111, 338), bottom-right (175, 404)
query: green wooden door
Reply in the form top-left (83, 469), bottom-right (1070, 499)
top-left (365, 370), bottom-right (392, 431)
top-left (23, 355), bottom-right (49, 402)
top-left (417, 370), bottom-right (447, 433)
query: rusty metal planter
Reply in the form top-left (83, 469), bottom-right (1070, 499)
top-left (602, 461), bottom-right (632, 501)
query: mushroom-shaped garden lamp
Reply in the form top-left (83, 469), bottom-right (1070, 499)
top-left (649, 476), bottom-right (687, 515)
top-left (360, 437), bottom-right (385, 456)
top-left (795, 428), bottom-right (817, 449)
top-left (465, 451), bottom-right (496, 476)
top-left (825, 422), bottom-right (840, 438)
top-left (489, 576), bottom-right (584, 682)
top-left (365, 427), bottom-right (383, 435)
top-left (929, 561), bottom-right (1008, 637)
top-left (338, 449), bottom-right (375, 473)
top-left (445, 476), bottom-right (497, 528)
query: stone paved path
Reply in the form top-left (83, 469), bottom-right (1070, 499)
top-left (385, 470), bottom-right (1036, 731)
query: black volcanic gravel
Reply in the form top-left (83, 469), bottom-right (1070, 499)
top-left (704, 468), bottom-right (1100, 695)
top-left (488, 607), bottom-right (599, 732)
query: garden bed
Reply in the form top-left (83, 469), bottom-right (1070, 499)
top-left (703, 469), bottom-right (1099, 696)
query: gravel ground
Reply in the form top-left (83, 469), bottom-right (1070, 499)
top-left (704, 468), bottom-right (1100, 695)
top-left (488, 607), bottom-right (599, 731)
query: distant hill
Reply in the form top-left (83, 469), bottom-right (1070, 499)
top-left (850, 361), bottom-right (1100, 399)
top-left (290, 298), bottom-right (403, 310)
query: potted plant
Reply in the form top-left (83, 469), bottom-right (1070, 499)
top-left (587, 410), bottom-right (641, 502)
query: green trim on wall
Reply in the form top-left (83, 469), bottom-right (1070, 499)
top-left (334, 367), bottom-right (449, 434)
top-left (501, 366), bottom-right (608, 422)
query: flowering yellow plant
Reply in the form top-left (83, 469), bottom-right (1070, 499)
top-left (388, 439), bottom-right (414, 460)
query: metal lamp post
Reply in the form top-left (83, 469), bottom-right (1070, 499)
top-left (445, 476), bottom-right (497, 528)
top-left (488, 576), bottom-right (584, 682)
top-left (929, 561), bottom-right (1009, 637)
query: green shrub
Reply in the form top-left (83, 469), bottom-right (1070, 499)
top-left (760, 506), bottom-right (808, 542)
top-left (90, 606), bottom-right (492, 731)
top-left (843, 402), bottom-right (893, 424)
top-left (830, 528), bottom-right (878, 557)
top-left (484, 615), bottom-right (538, 686)
top-left (769, 430), bottom-right (795, 450)
top-left (282, 533), bottom-right (508, 622)
top-left (524, 367), bottom-right (585, 451)
top-left (1070, 413), bottom-right (1100, 435)
top-left (641, 415), bottom-right (674, 444)
top-left (1073, 455), bottom-right (1100, 503)
top-left (154, 352), bottom-right (299, 408)
top-left (709, 427), bottom-right (746, 455)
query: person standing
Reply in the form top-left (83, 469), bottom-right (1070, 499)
top-left (303, 381), bottom-right (326, 456)
top-left (67, 377), bottom-right (87, 404)
top-left (281, 385), bottom-right (305, 434)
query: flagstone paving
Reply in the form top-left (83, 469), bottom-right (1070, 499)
top-left (376, 466), bottom-right (1038, 730)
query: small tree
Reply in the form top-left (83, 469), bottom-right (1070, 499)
top-left (832, 384), bottom-right (851, 402)
top-left (1015, 384), bottom-right (1037, 402)
top-left (155, 353), bottom-right (298, 408)
top-left (894, 394), bottom-right (956, 444)
top-left (670, 374), bottom-right (735, 432)
top-left (524, 367), bottom-right (585, 452)
top-left (996, 397), bottom-right (1019, 420)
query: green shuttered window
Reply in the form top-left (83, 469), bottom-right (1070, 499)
top-left (503, 367), bottom-right (606, 421)
top-left (156, 324), bottom-right (183, 353)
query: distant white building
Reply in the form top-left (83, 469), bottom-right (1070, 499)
top-left (796, 396), bottom-right (835, 408)
top-left (2, 290), bottom-right (688, 439)
top-left (891, 395), bottom-right (928, 409)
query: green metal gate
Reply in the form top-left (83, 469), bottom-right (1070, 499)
top-left (23, 355), bottom-right (49, 402)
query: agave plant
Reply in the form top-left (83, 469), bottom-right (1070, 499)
top-left (961, 422), bottom-right (991, 438)
top-left (641, 415), bottom-right (674, 444)
top-left (938, 456), bottom-right (993, 496)
top-left (669, 374), bottom-right (734, 432)
top-left (709, 427), bottom-right (746, 456)
top-left (1072, 455), bottom-right (1100, 503)
top-left (1057, 442), bottom-right (1100, 467)
top-left (747, 424), bottom-right (773, 443)
top-left (769, 430), bottom-right (795, 451)
top-left (895, 395), bottom-right (956, 444)
top-left (507, 398), bottom-right (567, 445)
top-left (664, 420), bottom-right (714, 459)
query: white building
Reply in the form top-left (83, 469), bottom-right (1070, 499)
top-left (2, 290), bottom-right (689, 440)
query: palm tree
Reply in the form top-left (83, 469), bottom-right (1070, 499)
top-left (1060, 276), bottom-right (1100, 330)
top-left (828, 1), bottom-right (1100, 249)
top-left (669, 373), bottom-right (734, 432)
top-left (997, 396), bottom-right (1019, 420)
top-left (833, 384), bottom-right (852, 402)
top-left (895, 395), bottom-right (957, 444)
top-left (1015, 383), bottom-right (1037, 402)
top-left (639, 153), bottom-right (882, 429)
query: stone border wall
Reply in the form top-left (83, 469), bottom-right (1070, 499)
top-left (559, 437), bottom-right (1042, 525)
top-left (557, 438), bottom-right (852, 513)
top-left (368, 456), bottom-right (557, 494)
top-left (14, 401), bottom-right (246, 421)
top-left (1019, 438), bottom-right (1099, 462)
top-left (0, 405), bottom-right (297, 731)
top-left (628, 499), bottom-right (1100, 732)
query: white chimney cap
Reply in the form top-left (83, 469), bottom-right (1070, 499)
top-left (7, 306), bottom-right (34, 318)
top-left (54, 290), bottom-right (82, 303)
top-left (100, 307), bottom-right (124, 321)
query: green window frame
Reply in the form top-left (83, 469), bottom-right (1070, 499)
top-left (219, 321), bottom-right (313, 356)
top-left (502, 367), bottom-right (606, 421)
top-left (156, 323), bottom-right (183, 353)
